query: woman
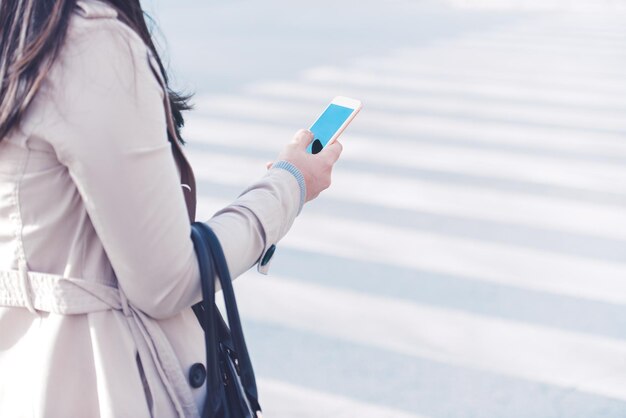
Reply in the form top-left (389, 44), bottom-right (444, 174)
top-left (0, 0), bottom-right (342, 416)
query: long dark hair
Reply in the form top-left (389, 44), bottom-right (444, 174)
top-left (0, 0), bottom-right (192, 143)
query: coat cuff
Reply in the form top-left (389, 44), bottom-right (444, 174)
top-left (270, 160), bottom-right (306, 215)
top-left (232, 168), bottom-right (302, 275)
top-left (260, 166), bottom-right (301, 274)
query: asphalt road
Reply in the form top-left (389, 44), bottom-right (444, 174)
top-left (148, 1), bottom-right (626, 416)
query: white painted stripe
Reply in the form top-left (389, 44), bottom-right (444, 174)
top-left (188, 150), bottom-right (626, 241)
top-left (283, 214), bottom-right (626, 305)
top-left (389, 47), bottom-right (626, 80)
top-left (186, 117), bottom-right (626, 195)
top-left (246, 81), bottom-right (626, 133)
top-left (461, 31), bottom-right (626, 51)
top-left (455, 37), bottom-right (626, 58)
top-left (443, 0), bottom-right (626, 12)
top-left (500, 26), bottom-right (626, 43)
top-left (302, 67), bottom-right (626, 109)
top-left (198, 196), bottom-right (626, 305)
top-left (236, 274), bottom-right (626, 401)
top-left (189, 97), bottom-right (626, 157)
top-left (186, 114), bottom-right (626, 169)
top-left (259, 379), bottom-right (430, 418)
top-left (351, 58), bottom-right (626, 94)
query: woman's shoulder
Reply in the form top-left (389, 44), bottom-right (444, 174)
top-left (24, 0), bottom-right (166, 147)
top-left (65, 0), bottom-right (149, 62)
top-left (42, 0), bottom-right (163, 104)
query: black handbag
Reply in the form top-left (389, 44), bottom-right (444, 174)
top-left (190, 221), bottom-right (263, 418)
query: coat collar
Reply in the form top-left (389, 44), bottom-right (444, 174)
top-left (75, 0), bottom-right (118, 19)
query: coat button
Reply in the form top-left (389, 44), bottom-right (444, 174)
top-left (188, 363), bottom-right (206, 388)
top-left (260, 245), bottom-right (276, 266)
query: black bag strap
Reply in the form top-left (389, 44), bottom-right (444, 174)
top-left (190, 225), bottom-right (222, 413)
top-left (191, 222), bottom-right (262, 414)
top-left (194, 222), bottom-right (261, 410)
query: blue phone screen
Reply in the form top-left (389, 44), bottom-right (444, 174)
top-left (307, 104), bottom-right (354, 154)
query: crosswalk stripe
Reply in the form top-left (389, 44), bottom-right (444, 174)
top-left (189, 97), bottom-right (626, 156)
top-left (197, 195), bottom-right (626, 305)
top-left (302, 67), bottom-right (626, 109)
top-left (456, 31), bottom-right (626, 50)
top-left (235, 274), bottom-right (626, 401)
top-left (185, 116), bottom-right (626, 169)
top-left (245, 81), bottom-right (626, 133)
top-left (442, 0), bottom-right (626, 12)
top-left (247, 81), bottom-right (626, 130)
top-left (389, 46), bottom-right (626, 78)
top-left (187, 120), bottom-right (626, 195)
top-left (386, 50), bottom-right (626, 81)
top-left (259, 379), bottom-right (430, 418)
top-left (356, 55), bottom-right (626, 87)
top-left (454, 37), bottom-right (626, 57)
top-left (192, 119), bottom-right (626, 194)
top-left (188, 151), bottom-right (626, 240)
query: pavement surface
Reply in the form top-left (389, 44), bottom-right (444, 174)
top-left (148, 1), bottom-right (626, 416)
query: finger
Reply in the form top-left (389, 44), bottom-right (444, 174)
top-left (321, 140), bottom-right (343, 164)
top-left (292, 129), bottom-right (315, 149)
top-left (265, 161), bottom-right (273, 170)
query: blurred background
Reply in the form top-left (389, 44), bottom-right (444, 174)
top-left (146, 0), bottom-right (626, 416)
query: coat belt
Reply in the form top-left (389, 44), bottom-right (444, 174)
top-left (0, 269), bottom-right (200, 418)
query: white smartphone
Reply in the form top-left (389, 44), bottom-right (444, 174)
top-left (306, 96), bottom-right (362, 154)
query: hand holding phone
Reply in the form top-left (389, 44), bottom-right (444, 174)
top-left (307, 96), bottom-right (362, 154)
top-left (270, 96), bottom-right (361, 203)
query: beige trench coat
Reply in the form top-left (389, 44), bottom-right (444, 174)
top-left (0, 1), bottom-right (302, 417)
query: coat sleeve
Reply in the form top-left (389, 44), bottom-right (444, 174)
top-left (40, 17), bottom-right (301, 319)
